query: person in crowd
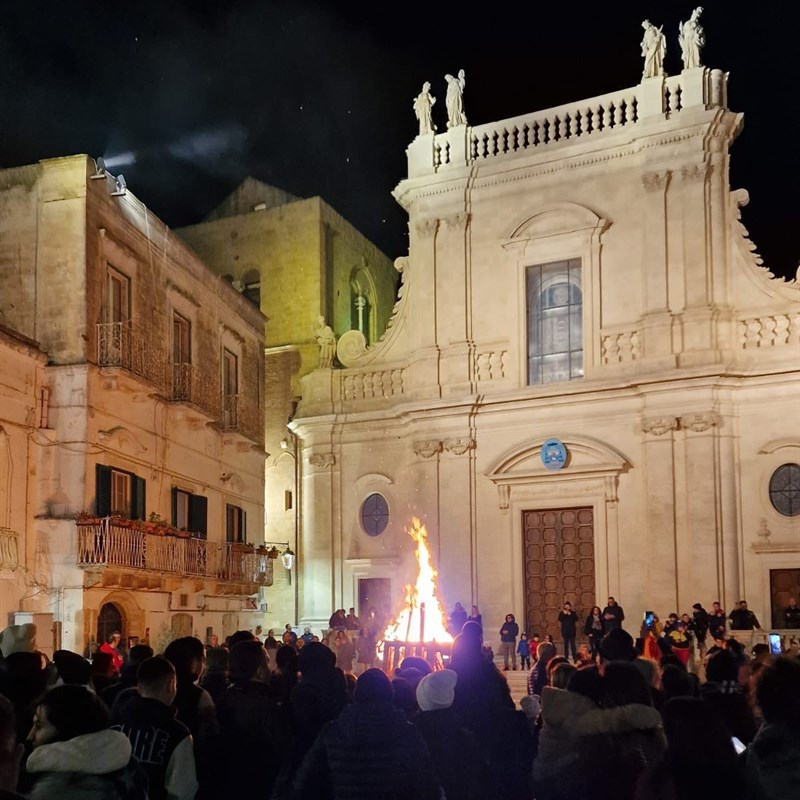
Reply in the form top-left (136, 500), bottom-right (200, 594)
top-left (532, 665), bottom-right (603, 799)
top-left (546, 656), bottom-right (569, 685)
top-left (414, 669), bottom-right (489, 800)
top-left (558, 601), bottom-right (578, 662)
top-left (529, 641), bottom-right (557, 697)
top-left (228, 630), bottom-right (256, 649)
top-left (692, 602), bottom-right (710, 656)
top-left (89, 652), bottom-right (117, 695)
top-left (270, 644), bottom-right (299, 705)
top-left (0, 650), bottom-right (49, 743)
top-left (51, 650), bottom-right (92, 688)
top-left (25, 684), bottom-right (145, 799)
top-left (633, 657), bottom-right (663, 708)
top-left (199, 646), bottom-right (229, 704)
top-left (394, 656), bottom-right (431, 691)
top-left (529, 632), bottom-right (541, 662)
top-left (253, 625), bottom-right (264, 643)
top-left (163, 634), bottom-right (218, 792)
top-left (111, 656), bottom-right (198, 800)
top-left (102, 644), bottom-right (153, 710)
top-left (660, 664), bottom-right (699, 703)
top-left (745, 656), bottom-right (800, 799)
top-left (637, 696), bottom-right (744, 800)
top-left (517, 631), bottom-right (531, 670)
top-left (584, 605), bottom-right (604, 659)
top-left (448, 602), bottom-right (467, 636)
top-left (345, 608), bottom-right (360, 632)
top-left (215, 640), bottom-right (285, 798)
top-left (729, 600), bottom-right (761, 631)
top-left (290, 668), bottom-right (441, 800)
top-left (665, 619), bottom-right (691, 667)
top-left (299, 627), bottom-right (314, 644)
top-left (551, 662), bottom-right (576, 690)
top-left (327, 610), bottom-right (347, 633)
top-left (597, 628), bottom-right (637, 672)
top-left (0, 695), bottom-right (25, 799)
top-left (354, 627), bottom-right (375, 675)
top-left (466, 604), bottom-right (483, 631)
top-left (264, 629), bottom-right (279, 669)
top-left (499, 613), bottom-right (520, 670)
top-left (575, 643), bottom-right (593, 667)
top-left (601, 596), bottom-right (625, 634)
top-left (708, 600), bottom-right (727, 640)
top-left (333, 630), bottom-right (355, 674)
top-left (283, 624), bottom-right (298, 645)
top-left (783, 596), bottom-right (800, 628)
top-left (390, 677), bottom-right (418, 723)
top-left (99, 631), bottom-right (124, 676)
top-left (700, 648), bottom-right (757, 745)
top-left (640, 613), bottom-right (663, 662)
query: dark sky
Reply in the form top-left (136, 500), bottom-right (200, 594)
top-left (1, 0), bottom-right (796, 278)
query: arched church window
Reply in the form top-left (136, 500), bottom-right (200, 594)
top-left (526, 259), bottom-right (583, 385)
top-left (351, 267), bottom-right (378, 345)
top-left (769, 463), bottom-right (800, 516)
top-left (360, 493), bottom-right (389, 537)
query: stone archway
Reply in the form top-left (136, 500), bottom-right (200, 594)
top-left (85, 589), bottom-right (145, 652)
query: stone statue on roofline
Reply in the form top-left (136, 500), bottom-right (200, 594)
top-left (445, 69), bottom-right (467, 128)
top-left (641, 20), bottom-right (666, 79)
top-left (315, 316), bottom-right (336, 369)
top-left (679, 7), bottom-right (705, 70)
top-left (413, 81), bottom-right (436, 136)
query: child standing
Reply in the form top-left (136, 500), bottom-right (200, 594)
top-left (530, 633), bottom-right (541, 663)
top-left (517, 632), bottom-right (531, 670)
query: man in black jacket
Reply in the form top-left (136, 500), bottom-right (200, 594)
top-left (601, 597), bottom-right (625, 634)
top-left (729, 600), bottom-right (761, 631)
top-left (783, 597), bottom-right (800, 629)
top-left (557, 601), bottom-right (578, 662)
top-left (691, 603), bottom-right (710, 655)
top-left (111, 656), bottom-right (198, 800)
top-left (499, 614), bottom-right (520, 670)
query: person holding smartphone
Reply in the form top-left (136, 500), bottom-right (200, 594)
top-left (558, 601), bottom-right (578, 662)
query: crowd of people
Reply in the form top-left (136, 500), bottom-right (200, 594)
top-left (0, 592), bottom-right (797, 799)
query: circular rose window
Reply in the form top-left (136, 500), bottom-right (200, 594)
top-left (360, 493), bottom-right (389, 537)
top-left (769, 463), bottom-right (800, 517)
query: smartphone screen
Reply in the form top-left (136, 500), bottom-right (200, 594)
top-left (768, 633), bottom-right (782, 655)
top-left (644, 611), bottom-right (654, 626)
top-left (731, 736), bottom-right (746, 755)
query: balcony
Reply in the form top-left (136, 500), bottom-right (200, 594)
top-left (96, 321), bottom-right (166, 391)
top-left (172, 363), bottom-right (221, 420)
top-left (0, 528), bottom-right (19, 571)
top-left (77, 519), bottom-right (272, 593)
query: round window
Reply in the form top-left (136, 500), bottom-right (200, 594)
top-left (360, 493), bottom-right (389, 537)
top-left (769, 463), bottom-right (800, 517)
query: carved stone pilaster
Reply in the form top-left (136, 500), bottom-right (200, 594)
top-left (641, 170), bottom-right (671, 192)
top-left (679, 412), bottom-right (720, 432)
top-left (415, 218), bottom-right (439, 237)
top-left (443, 437), bottom-right (474, 456)
top-left (497, 484), bottom-right (510, 513)
top-left (413, 440), bottom-right (442, 459)
top-left (308, 453), bottom-right (335, 469)
top-left (641, 416), bottom-right (678, 436)
top-left (442, 212), bottom-right (470, 231)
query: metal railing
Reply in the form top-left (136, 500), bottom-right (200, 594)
top-left (222, 393), bottom-right (262, 444)
top-left (77, 520), bottom-right (272, 586)
top-left (172, 363), bottom-right (222, 419)
top-left (96, 321), bottom-right (166, 390)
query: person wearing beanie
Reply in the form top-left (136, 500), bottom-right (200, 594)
top-left (597, 628), bottom-right (637, 671)
top-left (414, 670), bottom-right (489, 800)
top-left (52, 650), bottom-right (92, 688)
top-left (291, 668), bottom-right (441, 799)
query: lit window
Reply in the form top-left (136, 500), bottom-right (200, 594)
top-left (226, 504), bottom-right (246, 543)
top-left (526, 259), bottom-right (583, 385)
top-left (110, 470), bottom-right (131, 516)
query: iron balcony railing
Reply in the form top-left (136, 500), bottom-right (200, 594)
top-left (222, 393), bottom-right (262, 444)
top-left (172, 362), bottom-right (222, 419)
top-left (96, 321), bottom-right (166, 391)
top-left (77, 520), bottom-right (273, 587)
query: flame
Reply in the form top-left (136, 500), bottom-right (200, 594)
top-left (380, 518), bottom-right (453, 646)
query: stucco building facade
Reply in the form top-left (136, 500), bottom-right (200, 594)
top-left (179, 178), bottom-right (397, 628)
top-left (0, 156), bottom-right (268, 653)
top-left (293, 65), bottom-right (800, 644)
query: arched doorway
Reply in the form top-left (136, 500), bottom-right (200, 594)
top-left (97, 602), bottom-right (124, 648)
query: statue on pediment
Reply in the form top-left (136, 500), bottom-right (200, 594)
top-left (445, 69), bottom-right (467, 128)
top-left (679, 7), bottom-right (705, 69)
top-left (413, 81), bottom-right (436, 136)
top-left (641, 20), bottom-right (666, 79)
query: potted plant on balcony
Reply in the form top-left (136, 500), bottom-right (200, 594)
top-left (266, 546), bottom-right (279, 560)
top-left (75, 511), bottom-right (101, 525)
top-left (145, 512), bottom-right (167, 535)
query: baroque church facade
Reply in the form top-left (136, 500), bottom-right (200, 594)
top-left (293, 63), bottom-right (800, 641)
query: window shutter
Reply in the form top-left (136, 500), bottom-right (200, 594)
top-left (95, 465), bottom-right (111, 517)
top-left (240, 508), bottom-right (247, 543)
top-left (190, 495), bottom-right (208, 540)
top-left (226, 505), bottom-right (235, 542)
top-left (171, 487), bottom-right (179, 527)
top-left (132, 476), bottom-right (146, 520)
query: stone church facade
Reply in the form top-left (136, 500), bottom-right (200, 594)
top-left (294, 64), bottom-right (800, 643)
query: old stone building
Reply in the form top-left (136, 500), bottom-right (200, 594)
top-left (0, 156), bottom-right (268, 653)
top-left (179, 178), bottom-right (397, 627)
top-left (293, 63), bottom-right (800, 642)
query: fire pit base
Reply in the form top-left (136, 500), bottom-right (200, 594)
top-left (381, 641), bottom-right (453, 674)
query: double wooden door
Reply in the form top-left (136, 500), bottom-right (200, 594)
top-left (522, 507), bottom-right (595, 639)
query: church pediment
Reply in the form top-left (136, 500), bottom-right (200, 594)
top-left (503, 202), bottom-right (608, 248)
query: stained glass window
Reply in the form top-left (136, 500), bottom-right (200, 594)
top-left (360, 493), bottom-right (389, 537)
top-left (769, 464), bottom-right (800, 517)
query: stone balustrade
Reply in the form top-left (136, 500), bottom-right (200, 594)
top-left (341, 368), bottom-right (405, 401)
top-left (77, 520), bottom-right (272, 586)
top-left (739, 313), bottom-right (800, 349)
top-left (601, 329), bottom-right (641, 364)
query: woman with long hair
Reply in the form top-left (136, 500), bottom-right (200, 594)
top-left (584, 606), bottom-right (604, 659)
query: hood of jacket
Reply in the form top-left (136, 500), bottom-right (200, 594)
top-left (27, 730), bottom-right (132, 776)
top-left (573, 703), bottom-right (663, 737)
top-left (540, 687), bottom-right (598, 728)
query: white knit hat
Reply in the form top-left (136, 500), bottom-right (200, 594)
top-left (416, 668), bottom-right (458, 711)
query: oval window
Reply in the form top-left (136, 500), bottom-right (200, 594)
top-left (769, 463), bottom-right (800, 517)
top-left (360, 493), bottom-right (390, 537)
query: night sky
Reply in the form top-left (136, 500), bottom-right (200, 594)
top-left (1, 1), bottom-right (796, 278)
